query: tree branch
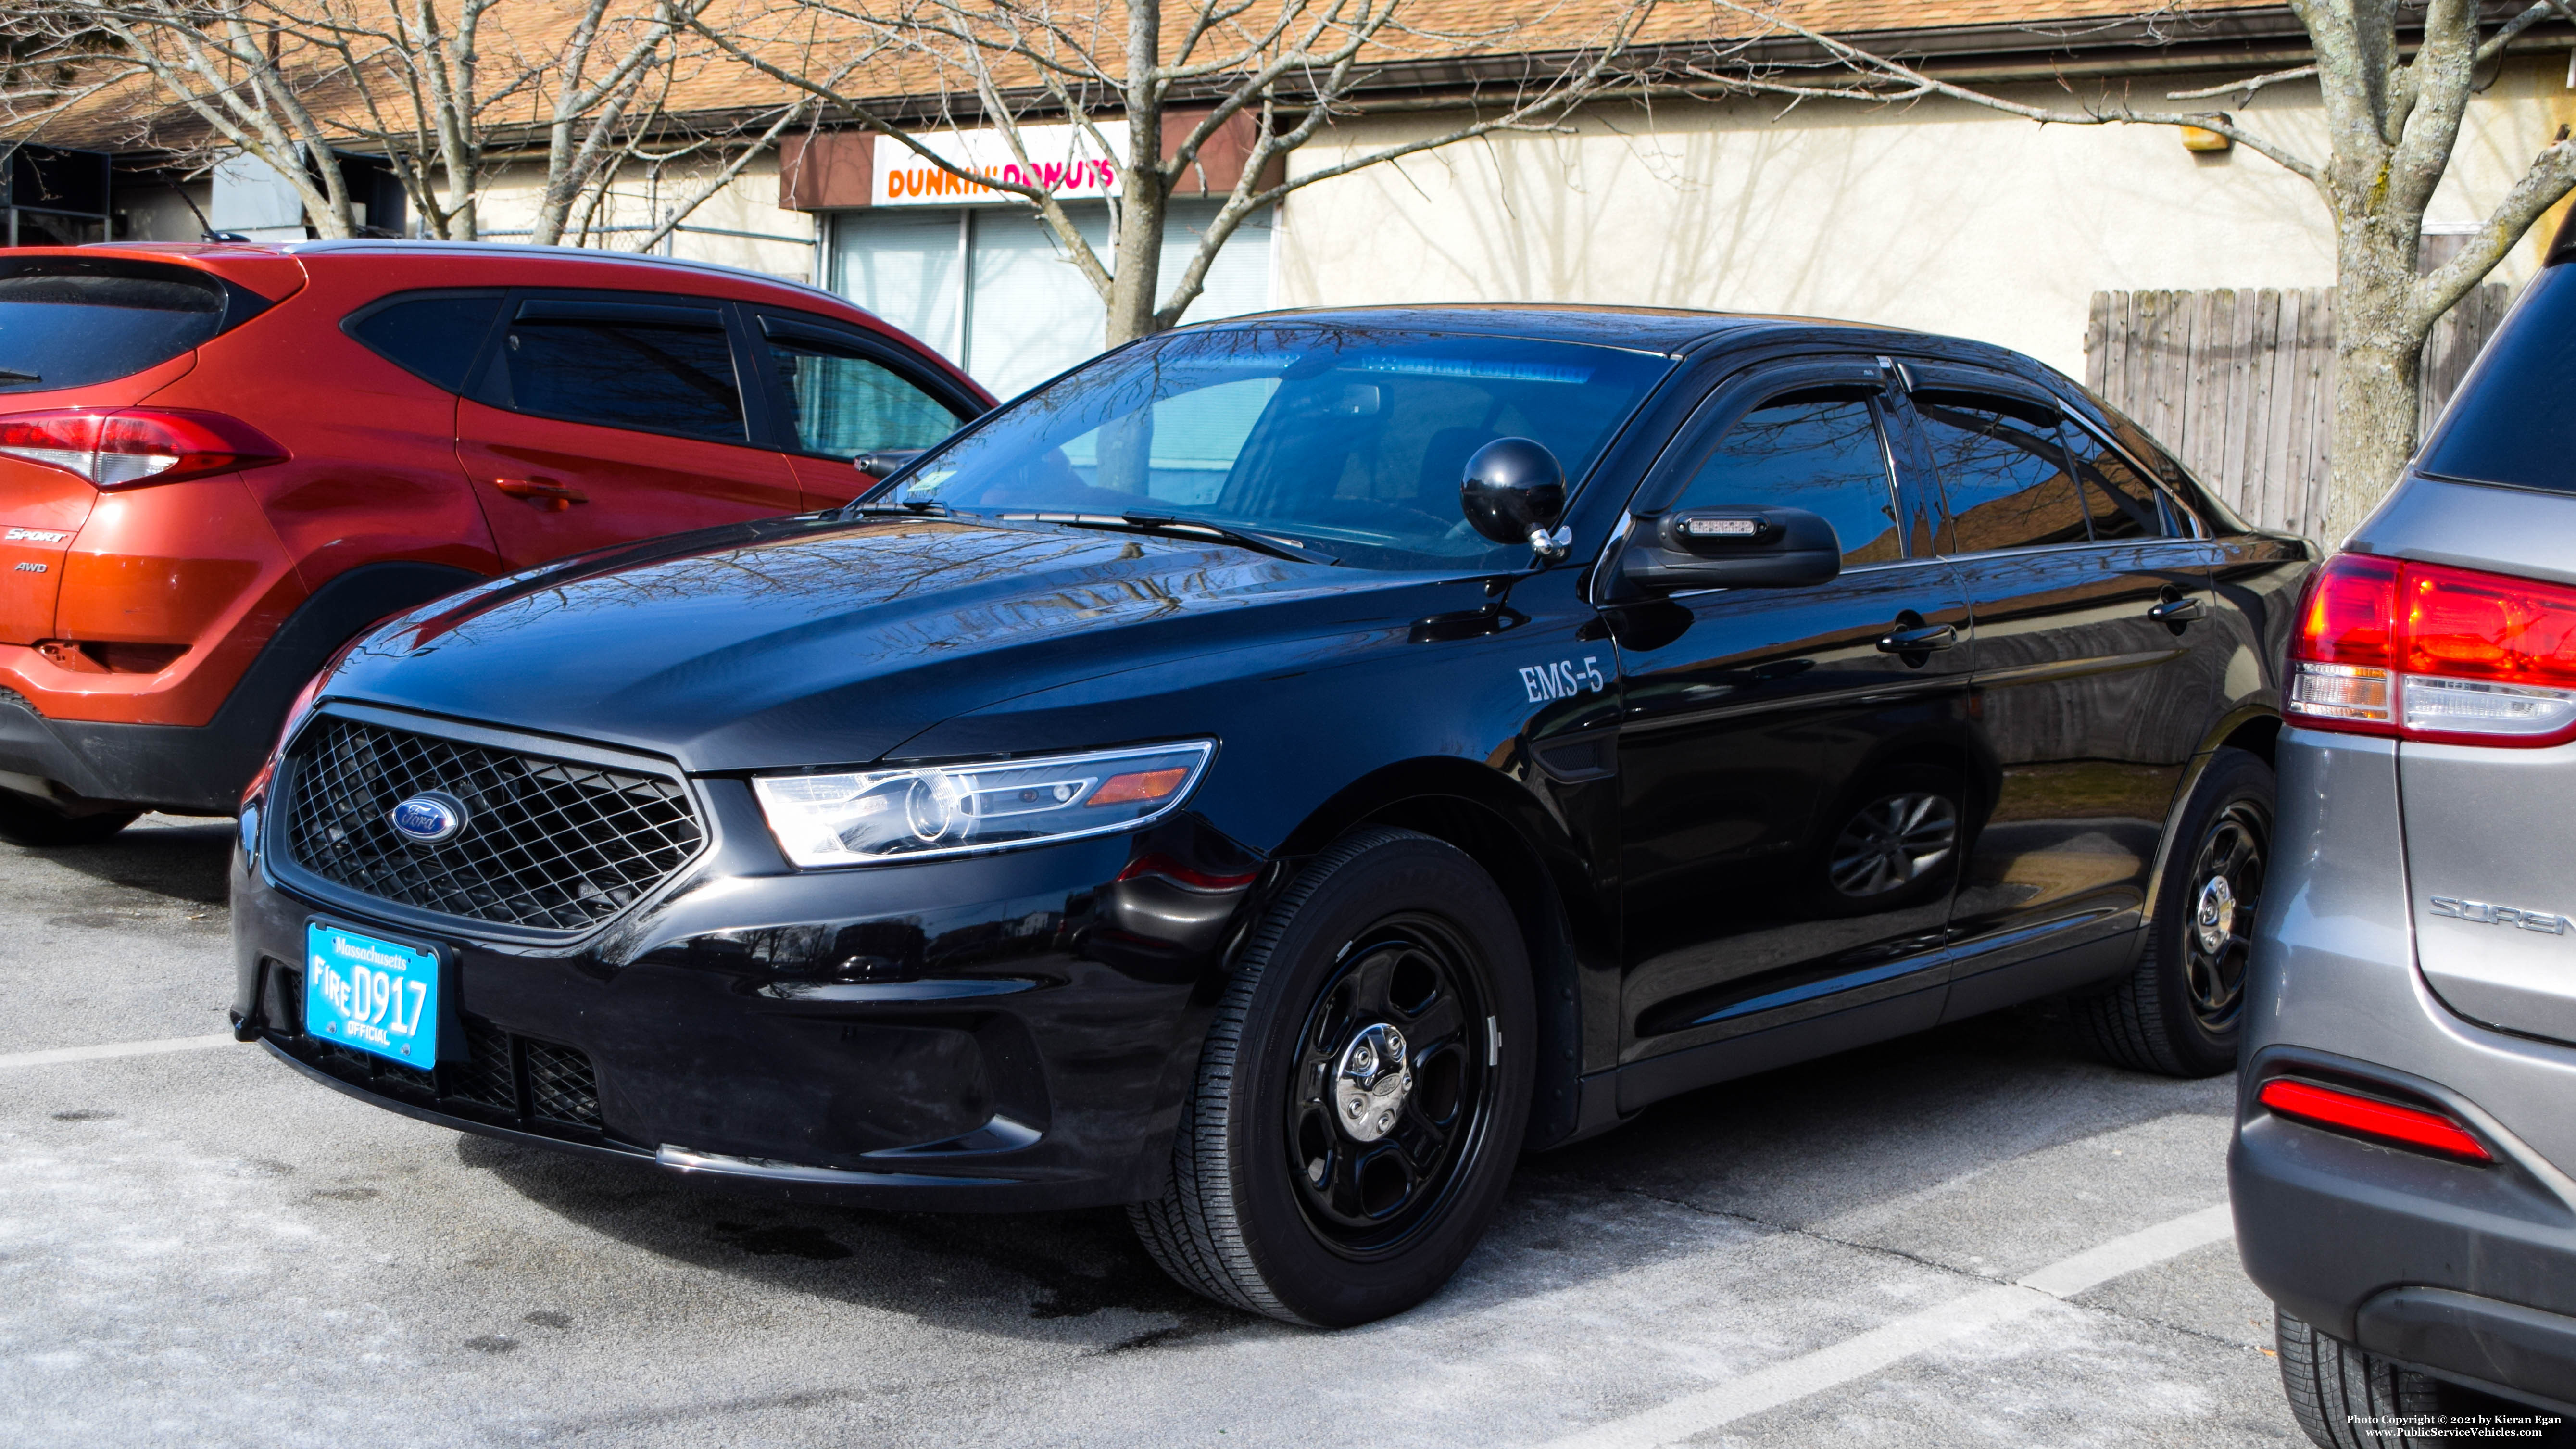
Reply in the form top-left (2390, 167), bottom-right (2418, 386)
top-left (2416, 132), bottom-right (2576, 328)
top-left (1693, 0), bottom-right (2328, 185)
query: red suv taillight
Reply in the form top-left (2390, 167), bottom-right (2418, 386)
top-left (2288, 552), bottom-right (2576, 746)
top-left (0, 407), bottom-right (289, 489)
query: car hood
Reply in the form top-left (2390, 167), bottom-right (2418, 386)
top-left (325, 514), bottom-right (1449, 771)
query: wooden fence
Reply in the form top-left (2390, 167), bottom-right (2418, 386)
top-left (2081, 286), bottom-right (2512, 539)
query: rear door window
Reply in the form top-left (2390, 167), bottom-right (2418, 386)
top-left (345, 291), bottom-right (505, 393)
top-left (2061, 424), bottom-right (2172, 540)
top-left (757, 315), bottom-right (970, 464)
top-left (483, 297), bottom-right (747, 443)
top-left (1915, 397), bottom-right (2090, 552)
top-left (0, 258), bottom-right (234, 395)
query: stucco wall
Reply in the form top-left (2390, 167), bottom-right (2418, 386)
top-left (468, 152), bottom-right (819, 282)
top-left (1275, 57), bottom-right (2576, 378)
top-left (115, 181), bottom-right (210, 244)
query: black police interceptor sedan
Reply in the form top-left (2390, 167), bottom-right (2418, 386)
top-left (230, 306), bottom-right (2310, 1325)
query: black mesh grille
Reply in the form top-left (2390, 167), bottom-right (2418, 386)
top-left (306, 1015), bottom-right (603, 1133)
top-left (317, 1039), bottom-right (437, 1096)
top-left (282, 716), bottom-right (703, 931)
top-left (524, 1039), bottom-right (601, 1127)
top-left (444, 1017), bottom-right (518, 1111)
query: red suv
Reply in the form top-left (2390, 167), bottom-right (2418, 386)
top-left (0, 240), bottom-right (990, 844)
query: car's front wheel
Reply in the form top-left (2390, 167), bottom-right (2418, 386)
top-left (1130, 826), bottom-right (1535, 1326)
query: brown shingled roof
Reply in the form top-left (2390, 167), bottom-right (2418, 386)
top-left (13, 0), bottom-right (2300, 156)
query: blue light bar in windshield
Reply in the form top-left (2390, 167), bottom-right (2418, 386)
top-left (1169, 350), bottom-right (1595, 385)
top-left (1347, 356), bottom-right (1594, 385)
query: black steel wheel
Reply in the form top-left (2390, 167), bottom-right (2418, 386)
top-left (2181, 799), bottom-right (2266, 1034)
top-left (1283, 913), bottom-right (1495, 1255)
top-left (1131, 827), bottom-right (1534, 1326)
top-left (2071, 746), bottom-right (2274, 1077)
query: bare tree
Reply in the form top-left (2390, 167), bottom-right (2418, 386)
top-left (23, 0), bottom-right (377, 236)
top-left (697, 0), bottom-right (1662, 347)
top-left (3, 7), bottom-right (119, 128)
top-left (6, 0), bottom-right (794, 247)
top-left (1686, 0), bottom-right (2576, 540)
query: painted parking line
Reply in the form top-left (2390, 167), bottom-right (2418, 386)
top-left (0, 1033), bottom-right (239, 1071)
top-left (1541, 1202), bottom-right (2237, 1449)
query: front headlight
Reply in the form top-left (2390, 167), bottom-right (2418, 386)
top-left (751, 740), bottom-right (1216, 868)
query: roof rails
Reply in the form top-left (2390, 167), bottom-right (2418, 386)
top-left (276, 238), bottom-right (840, 300)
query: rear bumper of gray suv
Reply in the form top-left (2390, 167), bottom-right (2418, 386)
top-left (2232, 727), bottom-right (2576, 1412)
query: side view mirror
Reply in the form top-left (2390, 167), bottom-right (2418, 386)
top-left (1461, 437), bottom-right (1570, 558)
top-left (1618, 506), bottom-right (1842, 593)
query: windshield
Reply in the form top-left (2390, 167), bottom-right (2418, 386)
top-left (860, 323), bottom-right (1672, 570)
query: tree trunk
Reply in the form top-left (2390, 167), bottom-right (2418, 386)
top-left (2325, 302), bottom-right (2426, 545)
top-left (1106, 183), bottom-right (1165, 347)
top-left (1104, 0), bottom-right (1163, 347)
top-left (530, 142), bottom-right (578, 247)
top-left (2321, 213), bottom-right (2428, 544)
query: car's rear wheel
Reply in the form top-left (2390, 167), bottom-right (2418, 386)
top-left (1129, 826), bottom-right (1534, 1326)
top-left (2276, 1309), bottom-right (2518, 1449)
top-left (2070, 745), bottom-right (2272, 1077)
top-left (0, 789), bottom-right (139, 847)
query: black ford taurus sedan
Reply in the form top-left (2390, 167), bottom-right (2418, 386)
top-left (229, 306), bottom-right (2310, 1325)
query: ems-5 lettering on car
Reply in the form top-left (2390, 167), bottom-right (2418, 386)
top-left (1519, 656), bottom-right (1606, 702)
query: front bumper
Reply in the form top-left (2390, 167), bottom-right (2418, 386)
top-left (230, 799), bottom-right (1265, 1212)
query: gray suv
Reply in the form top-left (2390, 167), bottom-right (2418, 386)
top-left (2236, 233), bottom-right (2576, 1443)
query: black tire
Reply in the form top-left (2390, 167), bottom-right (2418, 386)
top-left (2070, 745), bottom-right (2272, 1077)
top-left (1129, 826), bottom-right (1535, 1326)
top-left (0, 789), bottom-right (139, 847)
top-left (2277, 1310), bottom-right (2463, 1449)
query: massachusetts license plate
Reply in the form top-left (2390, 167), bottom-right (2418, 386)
top-left (304, 922), bottom-right (440, 1068)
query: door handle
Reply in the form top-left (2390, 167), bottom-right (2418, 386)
top-left (1875, 623), bottom-right (1959, 654)
top-left (492, 477), bottom-right (588, 512)
top-left (2147, 596), bottom-right (2206, 625)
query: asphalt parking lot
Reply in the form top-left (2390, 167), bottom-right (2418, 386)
top-left (1, 816), bottom-right (2302, 1448)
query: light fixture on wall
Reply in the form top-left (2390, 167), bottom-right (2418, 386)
top-left (2180, 115), bottom-right (2234, 153)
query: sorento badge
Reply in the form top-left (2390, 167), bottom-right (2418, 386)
top-left (388, 791), bottom-right (467, 844)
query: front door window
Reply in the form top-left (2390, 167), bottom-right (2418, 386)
top-left (1672, 393), bottom-right (1905, 566)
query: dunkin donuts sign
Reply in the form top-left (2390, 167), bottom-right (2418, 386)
top-left (874, 123), bottom-right (1128, 206)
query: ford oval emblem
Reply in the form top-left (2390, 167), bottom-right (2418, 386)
top-left (389, 791), bottom-right (467, 845)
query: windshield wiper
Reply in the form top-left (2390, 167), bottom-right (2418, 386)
top-left (842, 498), bottom-right (958, 519)
top-left (0, 367), bottom-right (39, 384)
top-left (998, 510), bottom-right (1337, 566)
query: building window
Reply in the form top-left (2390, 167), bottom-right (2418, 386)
top-left (828, 199), bottom-right (1273, 401)
top-left (5, 146), bottom-right (112, 249)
